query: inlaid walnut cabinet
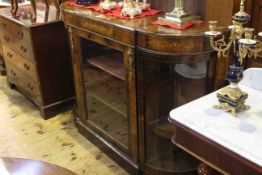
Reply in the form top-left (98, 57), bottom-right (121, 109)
top-left (61, 0), bottom-right (260, 174)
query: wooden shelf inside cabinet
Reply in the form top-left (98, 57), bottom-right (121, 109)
top-left (87, 95), bottom-right (128, 147)
top-left (149, 119), bottom-right (175, 139)
top-left (84, 68), bottom-right (127, 116)
top-left (86, 51), bottom-right (125, 81)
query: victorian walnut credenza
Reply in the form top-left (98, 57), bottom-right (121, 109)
top-left (0, 4), bottom-right (74, 119)
top-left (60, 1), bottom-right (235, 174)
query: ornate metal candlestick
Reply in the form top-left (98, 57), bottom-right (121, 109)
top-left (158, 0), bottom-right (199, 26)
top-left (206, 0), bottom-right (262, 117)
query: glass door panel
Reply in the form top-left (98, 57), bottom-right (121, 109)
top-left (80, 38), bottom-right (128, 149)
top-left (143, 58), bottom-right (208, 173)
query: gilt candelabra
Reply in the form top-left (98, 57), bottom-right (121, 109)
top-left (206, 0), bottom-right (262, 117)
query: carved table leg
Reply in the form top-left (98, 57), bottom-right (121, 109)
top-left (30, 0), bottom-right (37, 20)
top-left (198, 163), bottom-right (221, 175)
top-left (11, 0), bottom-right (18, 16)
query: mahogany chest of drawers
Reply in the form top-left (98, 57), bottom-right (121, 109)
top-left (0, 5), bottom-right (74, 119)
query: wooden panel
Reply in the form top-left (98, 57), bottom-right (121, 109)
top-left (252, 0), bottom-right (262, 32)
top-left (31, 21), bottom-right (74, 106)
top-left (62, 12), bottom-right (135, 46)
top-left (3, 45), bottom-right (38, 82)
top-left (245, 0), bottom-right (262, 68)
top-left (205, 0), bottom-right (234, 26)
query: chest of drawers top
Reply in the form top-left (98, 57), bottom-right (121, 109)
top-left (0, 4), bottom-right (61, 61)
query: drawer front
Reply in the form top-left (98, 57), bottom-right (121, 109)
top-left (1, 33), bottom-right (35, 61)
top-left (13, 37), bottom-right (34, 61)
top-left (0, 29), bottom-right (34, 61)
top-left (0, 32), bottom-right (14, 46)
top-left (3, 45), bottom-right (38, 82)
top-left (5, 61), bottom-right (42, 103)
top-left (0, 18), bottom-right (31, 43)
top-left (0, 19), bottom-right (11, 34)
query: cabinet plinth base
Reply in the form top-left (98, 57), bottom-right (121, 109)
top-left (73, 110), bottom-right (140, 175)
top-left (7, 81), bottom-right (74, 119)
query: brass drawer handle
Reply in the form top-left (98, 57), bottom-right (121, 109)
top-left (20, 46), bottom-right (27, 53)
top-left (1, 23), bottom-right (6, 28)
top-left (17, 31), bottom-right (24, 38)
top-left (7, 52), bottom-right (13, 58)
top-left (23, 63), bottom-right (30, 70)
top-left (27, 83), bottom-right (34, 90)
top-left (10, 70), bottom-right (16, 76)
top-left (4, 36), bottom-right (10, 42)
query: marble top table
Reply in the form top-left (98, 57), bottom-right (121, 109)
top-left (169, 81), bottom-right (262, 175)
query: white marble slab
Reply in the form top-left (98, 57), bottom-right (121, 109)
top-left (241, 68), bottom-right (262, 91)
top-left (170, 84), bottom-right (262, 167)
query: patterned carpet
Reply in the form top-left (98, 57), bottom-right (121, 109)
top-left (0, 75), bottom-right (128, 175)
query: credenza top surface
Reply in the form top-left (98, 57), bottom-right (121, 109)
top-left (61, 3), bottom-right (227, 37)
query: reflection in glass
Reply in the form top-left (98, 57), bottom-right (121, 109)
top-left (81, 38), bottom-right (128, 148)
top-left (143, 58), bottom-right (209, 173)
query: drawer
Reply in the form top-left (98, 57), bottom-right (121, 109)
top-left (0, 18), bottom-right (31, 43)
top-left (3, 45), bottom-right (38, 82)
top-left (0, 32), bottom-right (14, 46)
top-left (0, 24), bottom-right (34, 61)
top-left (1, 33), bottom-right (34, 61)
top-left (0, 20), bottom-right (10, 33)
top-left (5, 61), bottom-right (42, 103)
top-left (13, 37), bottom-right (34, 61)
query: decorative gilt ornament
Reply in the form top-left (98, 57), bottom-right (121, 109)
top-left (99, 0), bottom-right (117, 10)
top-left (213, 86), bottom-right (250, 117)
top-left (121, 0), bottom-right (142, 18)
top-left (158, 0), bottom-right (199, 26)
top-left (206, 0), bottom-right (262, 117)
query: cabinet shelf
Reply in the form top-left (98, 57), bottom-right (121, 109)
top-left (149, 119), bottom-right (175, 139)
top-left (87, 95), bottom-right (128, 147)
top-left (84, 68), bottom-right (127, 117)
top-left (86, 51), bottom-right (125, 81)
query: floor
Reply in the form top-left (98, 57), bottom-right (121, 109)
top-left (0, 75), bottom-right (129, 175)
